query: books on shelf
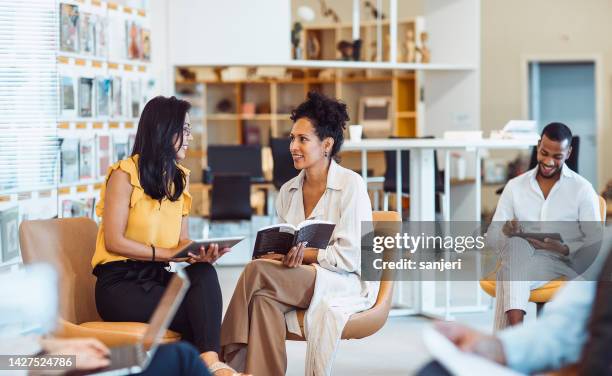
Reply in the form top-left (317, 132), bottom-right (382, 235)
top-left (126, 20), bottom-right (141, 60)
top-left (129, 80), bottom-right (141, 117)
top-left (60, 3), bottom-right (79, 53)
top-left (95, 15), bottom-right (108, 58)
top-left (80, 12), bottom-right (95, 55)
top-left (113, 135), bottom-right (129, 163)
top-left (252, 220), bottom-right (335, 258)
top-left (78, 77), bottom-right (94, 117)
top-left (108, 15), bottom-right (127, 60)
top-left (0, 206), bottom-right (20, 262)
top-left (141, 28), bottom-right (151, 61)
top-left (128, 134), bottom-right (136, 155)
top-left (79, 138), bottom-right (95, 180)
top-left (60, 76), bottom-right (77, 117)
top-left (59, 2), bottom-right (148, 61)
top-left (96, 77), bottom-right (112, 117)
top-left (61, 198), bottom-right (96, 219)
top-left (111, 76), bottom-right (123, 117)
top-left (97, 135), bottom-right (111, 177)
top-left (60, 138), bottom-right (80, 183)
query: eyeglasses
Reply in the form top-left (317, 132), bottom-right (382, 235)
top-left (183, 123), bottom-right (192, 137)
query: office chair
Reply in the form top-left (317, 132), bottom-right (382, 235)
top-left (382, 137), bottom-right (445, 218)
top-left (270, 137), bottom-right (299, 191)
top-left (287, 211), bottom-right (400, 351)
top-left (496, 135), bottom-right (580, 195)
top-left (206, 173), bottom-right (253, 265)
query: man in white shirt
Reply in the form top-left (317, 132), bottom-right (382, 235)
top-left (416, 234), bottom-right (611, 376)
top-left (487, 122), bottom-right (600, 329)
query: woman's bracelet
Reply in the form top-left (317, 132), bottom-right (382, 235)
top-left (151, 244), bottom-right (156, 262)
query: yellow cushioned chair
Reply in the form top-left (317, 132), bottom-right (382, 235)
top-left (286, 210), bottom-right (401, 341)
top-left (19, 217), bottom-right (180, 346)
top-left (480, 196), bottom-right (606, 315)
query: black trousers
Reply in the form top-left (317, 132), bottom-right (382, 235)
top-left (94, 261), bottom-right (222, 354)
top-left (138, 342), bottom-right (211, 376)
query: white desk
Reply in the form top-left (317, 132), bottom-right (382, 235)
top-left (342, 138), bottom-right (538, 318)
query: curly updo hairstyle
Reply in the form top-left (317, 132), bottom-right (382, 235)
top-left (290, 91), bottom-right (349, 161)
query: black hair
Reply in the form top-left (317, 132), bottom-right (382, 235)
top-left (131, 96), bottom-right (191, 202)
top-left (541, 122), bottom-right (573, 145)
top-left (290, 91), bottom-right (349, 159)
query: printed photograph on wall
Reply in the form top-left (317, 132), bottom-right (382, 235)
top-left (78, 77), bottom-right (94, 117)
top-left (59, 3), bottom-right (79, 52)
top-left (79, 12), bottom-right (95, 55)
top-left (60, 76), bottom-right (77, 118)
top-left (96, 76), bottom-right (111, 117)
top-left (0, 206), bottom-right (20, 262)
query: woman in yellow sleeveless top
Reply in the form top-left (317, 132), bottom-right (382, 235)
top-left (92, 96), bottom-right (246, 376)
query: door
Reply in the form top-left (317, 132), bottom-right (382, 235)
top-left (529, 62), bottom-right (597, 186)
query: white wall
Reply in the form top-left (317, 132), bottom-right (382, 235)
top-left (482, 0), bottom-right (612, 191)
top-left (168, 0), bottom-right (291, 65)
top-left (149, 0), bottom-right (172, 95)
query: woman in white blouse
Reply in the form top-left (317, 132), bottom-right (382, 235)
top-left (220, 91), bottom-right (376, 375)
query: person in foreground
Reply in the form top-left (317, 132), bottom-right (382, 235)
top-left (418, 236), bottom-right (612, 376)
top-left (0, 264), bottom-right (212, 376)
top-left (220, 91), bottom-right (376, 375)
top-left (486, 122), bottom-right (600, 329)
top-left (91, 96), bottom-right (244, 376)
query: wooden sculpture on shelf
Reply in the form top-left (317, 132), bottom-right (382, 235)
top-left (364, 0), bottom-right (386, 20)
top-left (306, 34), bottom-right (321, 60)
top-left (291, 22), bottom-right (303, 59)
top-left (318, 0), bottom-right (340, 23)
top-left (404, 29), bottom-right (417, 63)
top-left (417, 31), bottom-right (431, 63)
top-left (337, 40), bottom-right (354, 61)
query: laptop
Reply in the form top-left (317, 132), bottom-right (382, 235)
top-left (89, 269), bottom-right (190, 376)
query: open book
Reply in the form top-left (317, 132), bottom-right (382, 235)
top-left (252, 220), bottom-right (336, 258)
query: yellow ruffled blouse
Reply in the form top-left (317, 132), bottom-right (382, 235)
top-left (91, 155), bottom-right (192, 267)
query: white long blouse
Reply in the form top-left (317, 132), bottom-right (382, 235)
top-left (277, 159), bottom-right (378, 375)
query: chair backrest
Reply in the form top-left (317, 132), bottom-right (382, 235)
top-left (341, 210), bottom-right (401, 339)
top-left (383, 149), bottom-right (411, 193)
top-left (529, 135), bottom-right (580, 172)
top-left (210, 174), bottom-right (252, 221)
top-left (208, 145), bottom-right (264, 181)
top-left (19, 217), bottom-right (101, 324)
top-left (383, 136), bottom-right (443, 193)
top-left (270, 137), bottom-right (299, 190)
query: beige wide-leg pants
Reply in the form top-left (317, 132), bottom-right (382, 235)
top-left (221, 259), bottom-right (316, 376)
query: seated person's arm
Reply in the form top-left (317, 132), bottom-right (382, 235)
top-left (103, 170), bottom-right (188, 262)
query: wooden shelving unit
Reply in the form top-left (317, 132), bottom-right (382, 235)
top-left (297, 18), bottom-right (423, 63)
top-left (174, 66), bottom-right (420, 179)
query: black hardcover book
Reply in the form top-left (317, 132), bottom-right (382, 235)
top-left (252, 220), bottom-right (335, 258)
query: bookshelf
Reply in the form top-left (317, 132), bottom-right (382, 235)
top-left (174, 66), bottom-right (420, 181)
top-left (0, 0), bottom-right (152, 269)
top-left (296, 18), bottom-right (424, 63)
